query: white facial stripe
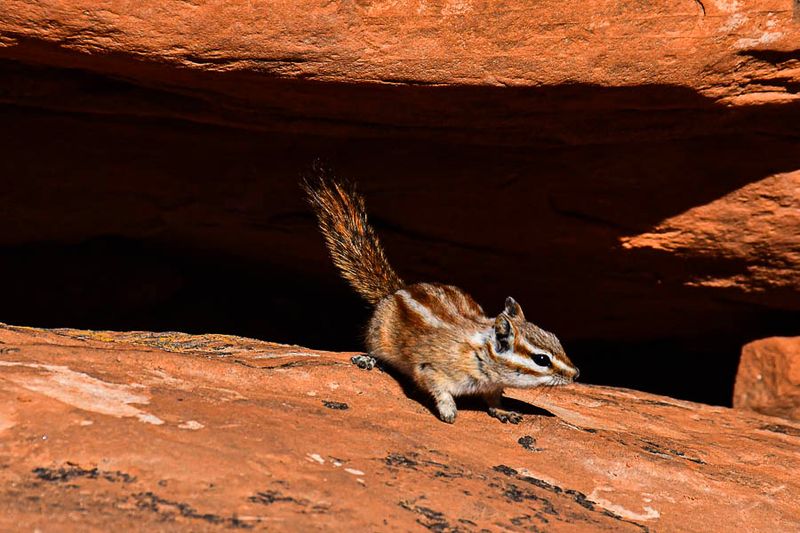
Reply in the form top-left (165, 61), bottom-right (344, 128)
top-left (520, 339), bottom-right (552, 358)
top-left (519, 339), bottom-right (575, 373)
top-left (470, 330), bottom-right (490, 347)
top-left (397, 290), bottom-right (447, 328)
top-left (506, 374), bottom-right (553, 388)
top-left (496, 351), bottom-right (550, 374)
top-left (551, 357), bottom-right (572, 373)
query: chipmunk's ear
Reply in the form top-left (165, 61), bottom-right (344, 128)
top-left (494, 314), bottom-right (515, 352)
top-left (504, 296), bottom-right (524, 320)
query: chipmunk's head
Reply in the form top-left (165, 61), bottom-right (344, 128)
top-left (487, 297), bottom-right (579, 388)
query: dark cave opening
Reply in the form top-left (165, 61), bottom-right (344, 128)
top-left (1, 60), bottom-right (798, 407)
top-left (1, 233), bottom-right (795, 407)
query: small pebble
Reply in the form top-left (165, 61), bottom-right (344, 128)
top-left (178, 420), bottom-right (204, 430)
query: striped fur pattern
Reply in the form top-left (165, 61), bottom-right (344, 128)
top-left (305, 174), bottom-right (579, 424)
top-left (369, 286), bottom-right (578, 423)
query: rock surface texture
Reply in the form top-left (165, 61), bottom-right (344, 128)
top-left (1, 324), bottom-right (799, 531)
top-left (734, 336), bottom-right (800, 421)
top-left (2, 0), bottom-right (800, 129)
top-left (0, 0), bottom-right (798, 405)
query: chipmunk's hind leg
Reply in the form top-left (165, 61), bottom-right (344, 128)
top-left (415, 364), bottom-right (458, 424)
top-left (485, 390), bottom-right (523, 424)
top-left (351, 354), bottom-right (377, 370)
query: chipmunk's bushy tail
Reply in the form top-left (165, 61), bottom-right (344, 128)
top-left (303, 170), bottom-right (404, 305)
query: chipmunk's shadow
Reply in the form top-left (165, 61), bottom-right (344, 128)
top-left (453, 395), bottom-right (555, 418)
top-left (372, 358), bottom-right (555, 419)
top-left (495, 396), bottom-right (555, 417)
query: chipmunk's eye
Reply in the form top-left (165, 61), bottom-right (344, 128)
top-left (532, 353), bottom-right (552, 367)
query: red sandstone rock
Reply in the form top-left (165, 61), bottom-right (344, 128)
top-left (0, 0), bottom-right (799, 142)
top-left (734, 337), bottom-right (800, 421)
top-left (1, 324), bottom-right (799, 531)
top-left (621, 170), bottom-right (800, 307)
top-left (0, 0), bottom-right (797, 406)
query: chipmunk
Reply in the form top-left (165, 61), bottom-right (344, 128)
top-left (303, 174), bottom-right (579, 424)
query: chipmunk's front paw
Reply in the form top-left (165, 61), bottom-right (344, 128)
top-left (488, 408), bottom-right (523, 425)
top-left (351, 355), bottom-right (377, 370)
top-left (433, 393), bottom-right (458, 424)
top-left (438, 409), bottom-right (457, 424)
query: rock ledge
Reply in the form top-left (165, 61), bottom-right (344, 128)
top-left (0, 324), bottom-right (798, 531)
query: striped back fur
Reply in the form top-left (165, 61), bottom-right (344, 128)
top-left (303, 174), bottom-right (405, 305)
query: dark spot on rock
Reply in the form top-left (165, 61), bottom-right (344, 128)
top-left (641, 444), bottom-right (671, 458)
top-left (322, 400), bottom-right (349, 410)
top-left (760, 424), bottom-right (800, 437)
top-left (385, 452), bottom-right (467, 481)
top-left (518, 435), bottom-right (541, 451)
top-left (249, 490), bottom-right (299, 505)
top-left (433, 469), bottom-right (464, 479)
top-left (519, 475), bottom-right (563, 494)
top-left (265, 361), bottom-right (343, 370)
top-left (668, 448), bottom-right (706, 464)
top-left (385, 453), bottom-right (419, 468)
top-left (399, 500), bottom-right (454, 532)
top-left (640, 439), bottom-right (706, 464)
top-left (503, 484), bottom-right (525, 502)
top-left (422, 458), bottom-right (465, 479)
top-left (565, 489), bottom-right (595, 511)
top-left (33, 464), bottom-right (136, 484)
top-left (510, 513), bottom-right (552, 529)
top-left (506, 472), bottom-right (650, 531)
top-left (503, 483), bottom-right (558, 516)
top-left (134, 491), bottom-right (252, 529)
top-left (492, 464), bottom-right (518, 477)
top-left (249, 489), bottom-right (329, 513)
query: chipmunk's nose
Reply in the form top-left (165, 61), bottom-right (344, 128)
top-left (573, 367), bottom-right (580, 381)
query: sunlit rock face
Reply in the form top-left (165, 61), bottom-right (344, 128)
top-left (735, 337), bottom-right (800, 421)
top-left (1, 324), bottom-right (799, 531)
